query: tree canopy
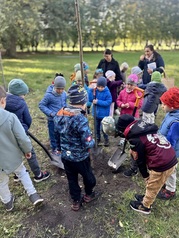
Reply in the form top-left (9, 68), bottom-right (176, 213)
top-left (0, 0), bottom-right (178, 56)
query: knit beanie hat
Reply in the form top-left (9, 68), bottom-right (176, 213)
top-left (97, 76), bottom-right (107, 87)
top-left (68, 84), bottom-right (88, 105)
top-left (105, 70), bottom-right (115, 78)
top-left (83, 62), bottom-right (89, 71)
top-left (160, 87), bottom-right (179, 109)
top-left (102, 116), bottom-right (116, 136)
top-left (54, 76), bottom-right (66, 88)
top-left (126, 74), bottom-right (138, 85)
top-left (74, 63), bottom-right (81, 72)
top-left (120, 62), bottom-right (129, 71)
top-left (8, 79), bottom-right (29, 96)
top-left (95, 68), bottom-right (103, 74)
top-left (131, 66), bottom-right (142, 75)
top-left (74, 71), bottom-right (82, 82)
top-left (117, 114), bottom-right (135, 132)
top-left (151, 71), bottom-right (161, 82)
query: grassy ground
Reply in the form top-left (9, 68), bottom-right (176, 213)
top-left (0, 51), bottom-right (179, 238)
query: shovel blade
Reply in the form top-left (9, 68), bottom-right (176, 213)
top-left (90, 146), bottom-right (104, 160)
top-left (108, 147), bottom-right (127, 170)
top-left (50, 154), bottom-right (64, 169)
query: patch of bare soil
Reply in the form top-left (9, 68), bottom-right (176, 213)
top-left (17, 137), bottom-right (139, 238)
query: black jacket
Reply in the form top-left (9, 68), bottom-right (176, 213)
top-left (124, 120), bottom-right (177, 178)
top-left (97, 58), bottom-right (123, 81)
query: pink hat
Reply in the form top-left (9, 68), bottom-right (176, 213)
top-left (126, 74), bottom-right (138, 85)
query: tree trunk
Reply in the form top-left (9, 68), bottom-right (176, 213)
top-left (5, 34), bottom-right (17, 58)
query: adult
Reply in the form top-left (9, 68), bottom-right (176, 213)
top-left (138, 44), bottom-right (165, 85)
top-left (97, 49), bottom-right (123, 81)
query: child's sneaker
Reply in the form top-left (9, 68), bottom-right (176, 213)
top-left (13, 175), bottom-right (20, 182)
top-left (130, 200), bottom-right (151, 214)
top-left (34, 171), bottom-right (50, 183)
top-left (5, 194), bottom-right (15, 212)
top-left (83, 191), bottom-right (100, 203)
top-left (29, 193), bottom-right (44, 206)
top-left (71, 200), bottom-right (83, 211)
top-left (104, 139), bottom-right (109, 147)
top-left (134, 194), bottom-right (145, 202)
top-left (123, 168), bottom-right (138, 177)
top-left (157, 188), bottom-right (176, 200)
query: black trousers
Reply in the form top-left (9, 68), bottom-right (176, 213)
top-left (62, 157), bottom-right (96, 202)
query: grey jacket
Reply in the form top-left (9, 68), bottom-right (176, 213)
top-left (0, 108), bottom-right (32, 174)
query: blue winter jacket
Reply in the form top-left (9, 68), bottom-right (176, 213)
top-left (39, 86), bottom-right (67, 121)
top-left (141, 82), bottom-right (167, 113)
top-left (159, 109), bottom-right (179, 157)
top-left (5, 93), bottom-right (32, 132)
top-left (88, 87), bottom-right (112, 119)
top-left (138, 55), bottom-right (165, 84)
top-left (54, 107), bottom-right (95, 162)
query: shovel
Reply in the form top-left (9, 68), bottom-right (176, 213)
top-left (28, 131), bottom-right (64, 169)
top-left (108, 87), bottom-right (144, 170)
top-left (90, 88), bottom-right (104, 160)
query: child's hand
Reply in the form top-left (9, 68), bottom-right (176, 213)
top-left (93, 99), bottom-right (98, 104)
top-left (124, 103), bottom-right (129, 108)
top-left (25, 152), bottom-right (32, 159)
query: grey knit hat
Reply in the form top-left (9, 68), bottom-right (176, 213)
top-left (131, 66), bottom-right (142, 75)
top-left (54, 76), bottom-right (66, 88)
top-left (97, 76), bottom-right (107, 87)
top-left (8, 79), bottom-right (29, 96)
top-left (68, 84), bottom-right (87, 105)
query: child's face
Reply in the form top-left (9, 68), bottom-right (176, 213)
top-left (97, 86), bottom-right (105, 91)
top-left (0, 97), bottom-right (6, 109)
top-left (161, 103), bottom-right (173, 113)
top-left (126, 83), bottom-right (135, 92)
top-left (108, 75), bottom-right (115, 81)
top-left (55, 88), bottom-right (64, 94)
top-left (96, 73), bottom-right (103, 79)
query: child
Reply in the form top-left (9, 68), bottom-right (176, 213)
top-left (141, 71), bottom-right (167, 124)
top-left (120, 62), bottom-right (129, 83)
top-left (53, 84), bottom-right (97, 211)
top-left (39, 76), bottom-right (67, 154)
top-left (5, 79), bottom-right (50, 182)
top-left (117, 114), bottom-right (177, 214)
top-left (157, 87), bottom-right (179, 199)
top-left (88, 76), bottom-right (112, 146)
top-left (116, 74), bottom-right (142, 118)
top-left (71, 62), bottom-right (89, 86)
top-left (0, 86), bottom-right (44, 211)
top-left (105, 70), bottom-right (123, 116)
top-left (93, 68), bottom-right (103, 79)
top-left (131, 66), bottom-right (143, 84)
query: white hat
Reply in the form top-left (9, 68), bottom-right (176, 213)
top-left (102, 116), bottom-right (116, 136)
top-left (105, 70), bottom-right (115, 78)
top-left (120, 62), bottom-right (129, 71)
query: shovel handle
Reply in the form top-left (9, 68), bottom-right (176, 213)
top-left (134, 87), bottom-right (144, 108)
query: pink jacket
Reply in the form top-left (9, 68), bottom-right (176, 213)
top-left (116, 88), bottom-right (143, 118)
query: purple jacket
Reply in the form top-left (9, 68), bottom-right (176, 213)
top-left (107, 79), bottom-right (123, 102)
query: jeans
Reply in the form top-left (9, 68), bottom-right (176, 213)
top-left (27, 147), bottom-right (41, 177)
top-left (48, 120), bottom-right (57, 150)
top-left (62, 157), bottom-right (96, 201)
top-left (0, 163), bottom-right (36, 204)
top-left (96, 118), bottom-right (108, 141)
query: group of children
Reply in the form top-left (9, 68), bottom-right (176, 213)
top-left (0, 60), bottom-right (179, 216)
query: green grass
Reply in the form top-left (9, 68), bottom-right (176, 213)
top-left (2, 51), bottom-right (179, 92)
top-left (0, 51), bottom-right (179, 238)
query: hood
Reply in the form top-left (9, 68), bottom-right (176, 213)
top-left (0, 108), bottom-right (9, 126)
top-left (145, 82), bottom-right (167, 95)
top-left (124, 120), bottom-right (158, 139)
top-left (5, 93), bottom-right (25, 113)
top-left (54, 106), bottom-right (85, 133)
